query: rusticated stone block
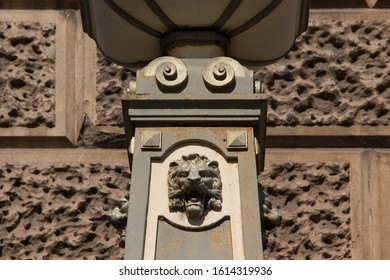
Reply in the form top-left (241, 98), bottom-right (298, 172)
top-left (368, 151), bottom-right (390, 259)
top-left (96, 50), bottom-right (133, 127)
top-left (260, 162), bottom-right (351, 260)
top-left (0, 162), bottom-right (129, 259)
top-left (257, 19), bottom-right (390, 127)
top-left (0, 21), bottom-right (56, 128)
top-left (0, 10), bottom-right (82, 147)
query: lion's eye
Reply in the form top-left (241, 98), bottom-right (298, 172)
top-left (199, 170), bottom-right (210, 177)
top-left (178, 171), bottom-right (189, 178)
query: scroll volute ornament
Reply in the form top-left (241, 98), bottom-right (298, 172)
top-left (168, 153), bottom-right (222, 219)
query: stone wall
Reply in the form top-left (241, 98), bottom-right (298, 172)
top-left (261, 162), bottom-right (351, 259)
top-left (0, 6), bottom-right (390, 260)
top-left (95, 52), bottom-right (132, 128)
top-left (0, 151), bottom-right (129, 260)
top-left (0, 21), bottom-right (56, 128)
top-left (0, 10), bottom-right (80, 147)
top-left (257, 19), bottom-right (390, 127)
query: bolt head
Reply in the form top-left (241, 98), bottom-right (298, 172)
top-left (162, 63), bottom-right (177, 81)
top-left (213, 64), bottom-right (227, 80)
top-left (164, 66), bottom-right (172, 74)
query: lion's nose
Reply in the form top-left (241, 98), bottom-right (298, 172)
top-left (187, 174), bottom-right (201, 184)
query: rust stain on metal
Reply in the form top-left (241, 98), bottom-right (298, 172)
top-left (169, 239), bottom-right (181, 251)
top-left (210, 232), bottom-right (224, 248)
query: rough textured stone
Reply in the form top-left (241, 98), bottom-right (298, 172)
top-left (96, 50), bottom-right (134, 127)
top-left (256, 20), bottom-right (390, 127)
top-left (0, 21), bottom-right (56, 128)
top-left (77, 115), bottom-right (126, 148)
top-left (0, 163), bottom-right (129, 259)
top-left (260, 162), bottom-right (351, 260)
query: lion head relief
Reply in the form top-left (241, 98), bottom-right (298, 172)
top-left (168, 153), bottom-right (222, 219)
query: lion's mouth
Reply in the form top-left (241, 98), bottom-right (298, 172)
top-left (184, 191), bottom-right (206, 218)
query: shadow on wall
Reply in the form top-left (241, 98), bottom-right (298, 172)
top-left (0, 0), bottom-right (79, 10)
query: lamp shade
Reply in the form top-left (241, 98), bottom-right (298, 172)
top-left (80, 0), bottom-right (310, 67)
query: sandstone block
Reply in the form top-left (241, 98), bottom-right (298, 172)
top-left (0, 149), bottom-right (129, 259)
top-left (0, 10), bottom-right (82, 147)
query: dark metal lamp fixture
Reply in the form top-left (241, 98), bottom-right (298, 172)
top-left (80, 0), bottom-right (310, 67)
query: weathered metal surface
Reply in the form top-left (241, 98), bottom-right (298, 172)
top-left (80, 0), bottom-right (309, 67)
top-left (141, 57), bottom-right (188, 92)
top-left (155, 218), bottom-right (233, 260)
top-left (141, 130), bottom-right (161, 150)
top-left (144, 144), bottom-right (244, 259)
top-left (202, 57), bottom-right (248, 91)
top-left (122, 57), bottom-right (266, 260)
top-left (135, 58), bottom-right (253, 94)
top-left (227, 131), bottom-right (248, 150)
top-left (122, 57), bottom-right (267, 173)
top-left (124, 127), bottom-right (263, 259)
top-left (168, 153), bottom-right (222, 219)
top-left (122, 56), bottom-right (265, 259)
top-left (163, 31), bottom-right (227, 58)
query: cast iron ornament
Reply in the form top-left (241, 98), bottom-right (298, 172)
top-left (168, 153), bottom-right (222, 219)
